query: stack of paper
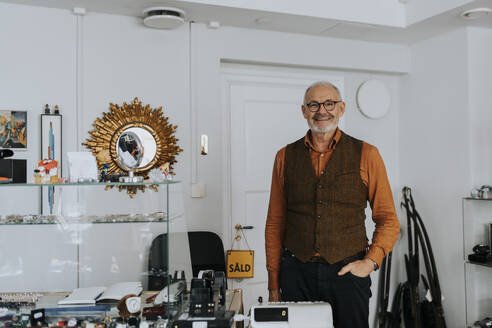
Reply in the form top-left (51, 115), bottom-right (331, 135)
top-left (58, 282), bottom-right (142, 305)
top-left (97, 282), bottom-right (143, 302)
top-left (58, 287), bottom-right (106, 305)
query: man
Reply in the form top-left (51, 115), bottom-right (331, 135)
top-left (265, 81), bottom-right (400, 328)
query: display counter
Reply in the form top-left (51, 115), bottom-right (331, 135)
top-left (0, 181), bottom-right (193, 325)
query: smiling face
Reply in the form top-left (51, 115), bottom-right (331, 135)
top-left (302, 84), bottom-right (345, 134)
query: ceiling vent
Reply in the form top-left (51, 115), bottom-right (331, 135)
top-left (142, 7), bottom-right (186, 29)
top-left (460, 7), bottom-right (492, 19)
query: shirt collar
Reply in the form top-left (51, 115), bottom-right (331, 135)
top-left (304, 127), bottom-right (342, 152)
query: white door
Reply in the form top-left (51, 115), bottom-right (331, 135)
top-left (223, 68), bottom-right (344, 312)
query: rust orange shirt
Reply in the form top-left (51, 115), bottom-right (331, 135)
top-left (265, 128), bottom-right (400, 291)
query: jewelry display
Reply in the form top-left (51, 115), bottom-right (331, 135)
top-left (0, 292), bottom-right (42, 311)
top-left (0, 160), bottom-right (185, 328)
top-left (0, 289), bottom-right (240, 328)
top-left (0, 212), bottom-right (167, 225)
top-left (0, 292), bottom-right (42, 304)
top-left (148, 168), bottom-right (165, 183)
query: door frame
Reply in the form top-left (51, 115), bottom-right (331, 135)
top-left (220, 66), bottom-right (344, 278)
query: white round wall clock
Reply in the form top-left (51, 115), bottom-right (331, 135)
top-left (356, 79), bottom-right (391, 119)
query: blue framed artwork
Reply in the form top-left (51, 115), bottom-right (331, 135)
top-left (41, 113), bottom-right (62, 215)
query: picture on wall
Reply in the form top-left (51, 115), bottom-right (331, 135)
top-left (41, 113), bottom-right (62, 215)
top-left (0, 110), bottom-right (27, 149)
top-left (41, 114), bottom-right (62, 164)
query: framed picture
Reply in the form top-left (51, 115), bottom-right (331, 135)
top-left (0, 110), bottom-right (27, 149)
top-left (41, 114), bottom-right (62, 215)
top-left (41, 114), bottom-right (62, 165)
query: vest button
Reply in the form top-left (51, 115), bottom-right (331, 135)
top-left (317, 200), bottom-right (323, 204)
top-left (317, 215), bottom-right (321, 219)
top-left (317, 184), bottom-right (322, 189)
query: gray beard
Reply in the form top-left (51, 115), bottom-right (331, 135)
top-left (309, 120), bottom-right (337, 134)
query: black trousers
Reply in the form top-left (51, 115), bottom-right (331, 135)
top-left (279, 250), bottom-right (372, 328)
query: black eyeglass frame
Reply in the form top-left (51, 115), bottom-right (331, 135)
top-left (304, 100), bottom-right (342, 112)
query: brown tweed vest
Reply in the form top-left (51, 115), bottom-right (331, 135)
top-left (283, 131), bottom-right (368, 263)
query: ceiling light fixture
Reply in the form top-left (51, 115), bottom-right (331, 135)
top-left (142, 7), bottom-right (186, 29)
top-left (460, 7), bottom-right (492, 19)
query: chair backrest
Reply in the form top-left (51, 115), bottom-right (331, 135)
top-left (188, 231), bottom-right (226, 277)
top-left (148, 232), bottom-right (171, 290)
top-left (148, 231), bottom-right (226, 290)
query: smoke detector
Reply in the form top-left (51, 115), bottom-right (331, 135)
top-left (142, 7), bottom-right (186, 29)
top-left (461, 7), bottom-right (492, 19)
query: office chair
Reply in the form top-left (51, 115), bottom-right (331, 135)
top-left (148, 231), bottom-right (227, 290)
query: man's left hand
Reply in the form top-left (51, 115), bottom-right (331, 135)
top-left (337, 258), bottom-right (375, 278)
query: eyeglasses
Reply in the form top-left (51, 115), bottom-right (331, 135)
top-left (304, 100), bottom-right (342, 112)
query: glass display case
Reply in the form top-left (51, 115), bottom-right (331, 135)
top-left (0, 181), bottom-right (192, 325)
top-left (462, 197), bottom-right (492, 327)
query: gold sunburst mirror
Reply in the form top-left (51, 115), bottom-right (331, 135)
top-left (83, 98), bottom-right (182, 197)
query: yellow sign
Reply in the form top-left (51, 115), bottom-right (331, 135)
top-left (226, 250), bottom-right (254, 278)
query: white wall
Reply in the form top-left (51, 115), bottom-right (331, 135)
top-left (400, 28), bottom-right (470, 327)
top-left (0, 0), bottom-right (410, 232)
top-left (189, 23), bottom-right (409, 237)
top-left (0, 2), bottom-right (421, 325)
top-left (0, 3), bottom-right (191, 290)
top-left (406, 0), bottom-right (474, 25)
top-left (0, 3), bottom-right (76, 214)
top-left (0, 3), bottom-right (192, 214)
top-left (400, 25), bottom-right (492, 327)
top-left (468, 27), bottom-right (492, 187)
top-left (5, 1), bottom-right (487, 326)
top-left (79, 11), bottom-right (191, 216)
top-left (465, 27), bottom-right (492, 324)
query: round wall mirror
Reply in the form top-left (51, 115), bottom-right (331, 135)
top-left (116, 127), bottom-right (157, 170)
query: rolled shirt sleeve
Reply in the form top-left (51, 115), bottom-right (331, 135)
top-left (265, 149), bottom-right (287, 291)
top-left (361, 144), bottom-right (400, 267)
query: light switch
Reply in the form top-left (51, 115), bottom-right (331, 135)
top-left (200, 134), bottom-right (208, 155)
top-left (191, 183), bottom-right (206, 198)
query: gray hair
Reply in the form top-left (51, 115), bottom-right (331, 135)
top-left (304, 81), bottom-right (342, 104)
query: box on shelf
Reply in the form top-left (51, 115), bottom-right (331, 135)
top-left (0, 158), bottom-right (26, 183)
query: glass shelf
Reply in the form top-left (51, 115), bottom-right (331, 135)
top-left (466, 260), bottom-right (492, 268)
top-left (462, 197), bottom-right (492, 326)
top-left (0, 181), bottom-right (180, 187)
top-left (463, 197), bottom-right (492, 201)
top-left (0, 212), bottom-right (185, 225)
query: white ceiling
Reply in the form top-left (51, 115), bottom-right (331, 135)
top-left (1, 0), bottom-right (492, 44)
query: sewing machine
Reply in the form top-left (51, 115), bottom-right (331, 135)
top-left (250, 302), bottom-right (333, 328)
